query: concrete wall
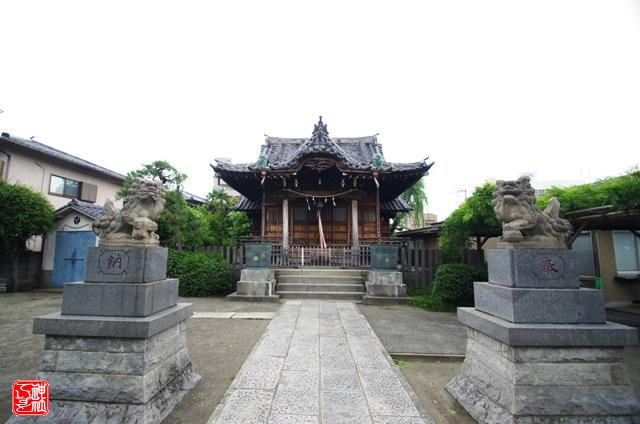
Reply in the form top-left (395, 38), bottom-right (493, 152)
top-left (0, 145), bottom-right (123, 209)
top-left (594, 231), bottom-right (640, 305)
top-left (41, 212), bottom-right (99, 286)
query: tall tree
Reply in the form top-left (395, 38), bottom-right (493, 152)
top-left (117, 160), bottom-right (187, 198)
top-left (391, 178), bottom-right (428, 233)
top-left (0, 181), bottom-right (54, 291)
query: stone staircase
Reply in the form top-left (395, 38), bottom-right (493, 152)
top-left (275, 269), bottom-right (367, 302)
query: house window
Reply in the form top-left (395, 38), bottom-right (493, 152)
top-left (49, 175), bottom-right (81, 198)
top-left (572, 232), bottom-right (595, 276)
top-left (613, 231), bottom-right (640, 273)
top-left (0, 160), bottom-right (5, 180)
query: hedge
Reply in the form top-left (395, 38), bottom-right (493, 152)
top-left (432, 263), bottom-right (487, 306)
top-left (167, 250), bottom-right (233, 296)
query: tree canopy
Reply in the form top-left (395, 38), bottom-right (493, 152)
top-left (536, 168), bottom-right (640, 212)
top-left (439, 182), bottom-right (501, 263)
top-left (0, 180), bottom-right (54, 291)
top-left (117, 160), bottom-right (187, 199)
top-left (391, 178), bottom-right (428, 233)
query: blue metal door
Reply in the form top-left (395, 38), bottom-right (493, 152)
top-left (51, 231), bottom-right (96, 286)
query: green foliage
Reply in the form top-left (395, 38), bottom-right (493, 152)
top-left (408, 286), bottom-right (458, 312)
top-left (167, 250), bottom-right (233, 296)
top-left (439, 182), bottom-right (501, 263)
top-left (202, 190), bottom-right (251, 246)
top-left (432, 263), bottom-right (487, 305)
top-left (391, 178), bottom-right (428, 233)
top-left (118, 160), bottom-right (187, 199)
top-left (536, 168), bottom-right (640, 212)
top-left (0, 180), bottom-right (54, 254)
top-left (157, 191), bottom-right (210, 249)
top-left (393, 358), bottom-right (407, 369)
top-left (0, 181), bottom-right (55, 291)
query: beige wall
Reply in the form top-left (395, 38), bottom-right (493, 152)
top-left (0, 146), bottom-right (123, 209)
top-left (594, 231), bottom-right (640, 304)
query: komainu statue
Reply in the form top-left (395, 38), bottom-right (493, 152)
top-left (492, 176), bottom-right (573, 249)
top-left (93, 178), bottom-right (166, 246)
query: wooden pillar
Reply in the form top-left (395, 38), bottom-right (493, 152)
top-left (260, 191), bottom-right (266, 241)
top-left (282, 198), bottom-right (289, 249)
top-left (376, 186), bottom-right (381, 241)
top-left (351, 199), bottom-right (359, 246)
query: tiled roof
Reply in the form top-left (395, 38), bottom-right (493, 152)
top-left (236, 196), bottom-right (260, 212)
top-left (0, 132), bottom-right (125, 182)
top-left (213, 117), bottom-right (431, 174)
top-left (55, 198), bottom-right (106, 219)
top-left (380, 197), bottom-right (411, 213)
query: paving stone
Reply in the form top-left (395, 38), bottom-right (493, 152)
top-left (359, 371), bottom-right (421, 417)
top-left (268, 415), bottom-right (318, 424)
top-left (321, 390), bottom-right (370, 420)
top-left (371, 417), bottom-right (429, 424)
top-left (321, 414), bottom-right (373, 424)
top-left (278, 370), bottom-right (319, 391)
top-left (191, 312), bottom-right (236, 319)
top-left (233, 312), bottom-right (277, 320)
top-left (284, 345), bottom-right (319, 371)
top-left (271, 388), bottom-right (319, 415)
top-left (321, 369), bottom-right (361, 391)
top-left (216, 389), bottom-right (273, 424)
top-left (235, 357), bottom-right (284, 389)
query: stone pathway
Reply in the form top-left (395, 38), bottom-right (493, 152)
top-left (192, 311), bottom-right (277, 320)
top-left (208, 300), bottom-right (433, 424)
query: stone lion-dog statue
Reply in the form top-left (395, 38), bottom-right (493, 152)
top-left (93, 178), bottom-right (166, 245)
top-left (492, 176), bottom-right (572, 248)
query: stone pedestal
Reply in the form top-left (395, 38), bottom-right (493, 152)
top-left (362, 270), bottom-right (409, 305)
top-left (11, 246), bottom-right (200, 423)
top-left (226, 268), bottom-right (280, 303)
top-left (447, 249), bottom-right (640, 423)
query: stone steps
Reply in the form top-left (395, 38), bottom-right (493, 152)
top-left (275, 268), bottom-right (366, 301)
top-left (276, 275), bottom-right (364, 285)
top-left (277, 291), bottom-right (365, 301)
top-left (277, 283), bottom-right (365, 293)
top-left (275, 268), bottom-right (368, 278)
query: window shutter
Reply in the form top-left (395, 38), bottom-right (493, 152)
top-left (80, 182), bottom-right (98, 203)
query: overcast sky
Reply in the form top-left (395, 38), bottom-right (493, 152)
top-left (2, 1), bottom-right (639, 219)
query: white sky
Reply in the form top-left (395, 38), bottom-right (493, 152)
top-left (2, 1), bottom-right (639, 219)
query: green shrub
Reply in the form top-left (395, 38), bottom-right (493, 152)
top-left (408, 286), bottom-right (457, 312)
top-left (432, 263), bottom-right (487, 305)
top-left (167, 250), bottom-right (233, 296)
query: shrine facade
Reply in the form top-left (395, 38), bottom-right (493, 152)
top-left (211, 117), bottom-right (433, 248)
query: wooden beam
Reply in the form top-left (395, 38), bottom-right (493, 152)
top-left (376, 186), bottom-right (381, 242)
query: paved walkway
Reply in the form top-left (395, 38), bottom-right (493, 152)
top-left (208, 300), bottom-right (433, 424)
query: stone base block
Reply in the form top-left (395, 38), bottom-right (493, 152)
top-left (367, 270), bottom-right (403, 284)
top-left (446, 328), bottom-right (640, 423)
top-left (10, 321), bottom-right (200, 423)
top-left (240, 268), bottom-right (275, 282)
top-left (362, 295), bottom-right (409, 305)
top-left (474, 282), bottom-right (605, 324)
top-left (457, 307), bottom-right (639, 347)
top-left (226, 292), bottom-right (281, 303)
top-left (365, 281), bottom-right (407, 298)
top-left (237, 280), bottom-right (276, 296)
top-left (85, 246), bottom-right (168, 283)
top-left (34, 303), bottom-right (193, 338)
top-left (61, 279), bottom-right (178, 317)
top-left (487, 249), bottom-right (580, 289)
